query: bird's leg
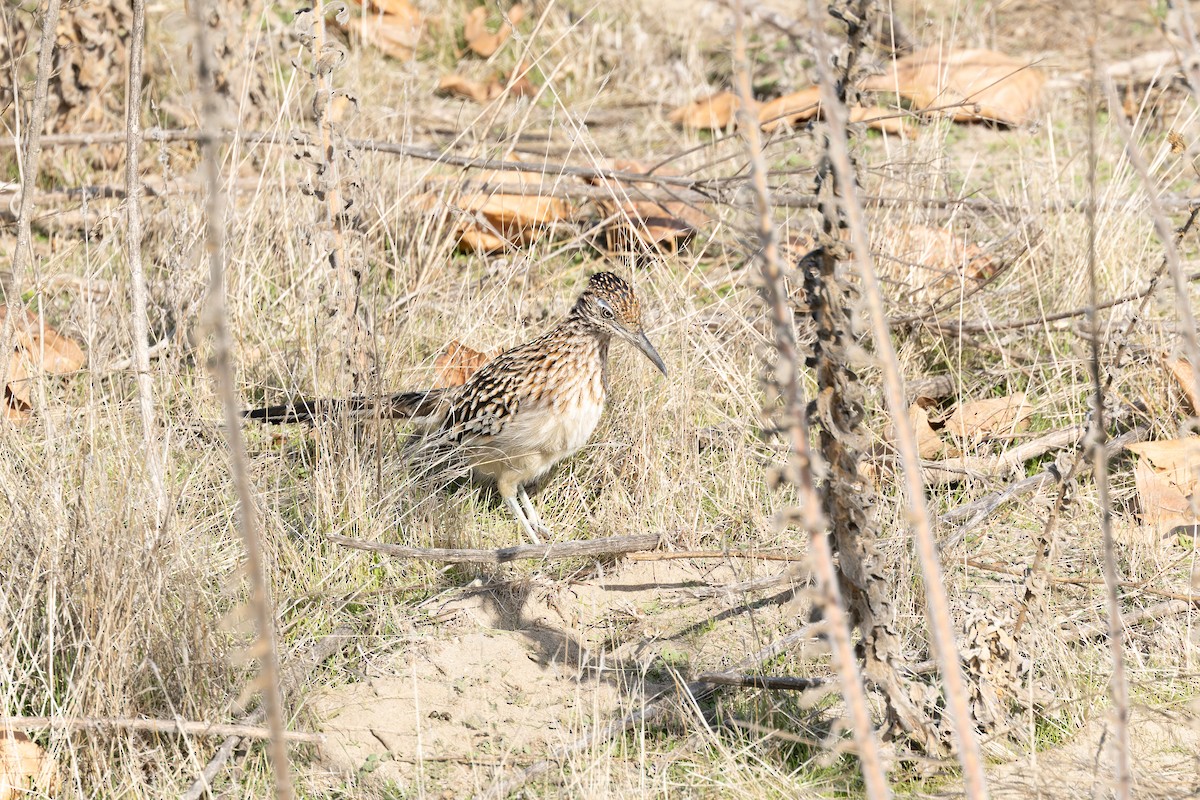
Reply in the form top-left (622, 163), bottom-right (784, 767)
top-left (517, 484), bottom-right (551, 536)
top-left (503, 495), bottom-right (543, 545)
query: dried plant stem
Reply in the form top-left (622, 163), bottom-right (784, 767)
top-left (189, 1), bottom-right (292, 797)
top-left (732, 6), bottom-right (890, 798)
top-left (806, 1), bottom-right (987, 794)
top-left (308, 0), bottom-right (363, 388)
top-left (124, 0), bottom-right (166, 527)
top-left (1086, 53), bottom-right (1130, 800)
top-left (0, 0), bottom-right (61, 405)
top-left (0, 716), bottom-right (320, 741)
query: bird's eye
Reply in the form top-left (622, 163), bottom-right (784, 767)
top-left (602, 307), bottom-right (615, 320)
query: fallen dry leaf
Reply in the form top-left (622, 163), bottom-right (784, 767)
top-left (1128, 438), bottom-right (1200, 533)
top-left (1166, 357), bottom-right (1200, 414)
top-left (847, 105), bottom-right (913, 136)
top-left (1, 305), bottom-right (86, 414)
top-left (752, 88), bottom-right (912, 136)
top-left (911, 402), bottom-right (947, 459)
top-left (588, 159), bottom-right (709, 253)
top-left (876, 224), bottom-right (998, 304)
top-left (6, 354), bottom-right (31, 408)
top-left (457, 225), bottom-right (510, 252)
top-left (668, 91), bottom-right (740, 130)
top-left (757, 88), bottom-right (821, 131)
top-left (434, 340), bottom-right (498, 388)
top-left (943, 392), bottom-right (1031, 442)
top-left (438, 73), bottom-right (498, 103)
top-left (417, 169), bottom-right (573, 253)
top-left (437, 64), bottom-right (536, 104)
top-left (863, 47), bottom-right (1045, 125)
top-left (464, 3), bottom-right (525, 58)
top-left (347, 0), bottom-right (421, 61)
top-left (364, 0), bottom-right (418, 15)
top-left (0, 732), bottom-right (60, 800)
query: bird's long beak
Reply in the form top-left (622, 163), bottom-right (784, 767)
top-left (630, 331), bottom-right (668, 377)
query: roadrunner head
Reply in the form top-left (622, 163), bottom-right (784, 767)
top-left (573, 272), bottom-right (667, 376)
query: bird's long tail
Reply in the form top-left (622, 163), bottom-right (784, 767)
top-left (243, 389), bottom-right (448, 425)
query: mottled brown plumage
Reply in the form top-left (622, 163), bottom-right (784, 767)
top-left (245, 273), bottom-right (666, 543)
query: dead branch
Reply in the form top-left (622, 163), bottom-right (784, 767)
top-left (939, 426), bottom-right (1150, 551)
top-left (5, 128), bottom-right (1200, 214)
top-left (123, 0), bottom-right (165, 532)
top-left (473, 624), bottom-right (818, 800)
top-left (681, 570), bottom-right (803, 599)
top-left (0, 0), bottom-right (62, 411)
top-left (917, 426), bottom-right (1084, 486)
top-left (0, 717), bottom-right (321, 742)
top-left (327, 532), bottom-right (661, 564)
top-left (693, 672), bottom-right (830, 691)
top-left (189, 1), bottom-right (292, 796)
top-left (1069, 600), bottom-right (1195, 644)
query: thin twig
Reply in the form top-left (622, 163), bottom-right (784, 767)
top-left (926, 268), bottom-right (1200, 334)
top-left (733, 4), bottom-right (891, 797)
top-left (189, 2), bottom-right (292, 797)
top-left (0, 0), bottom-right (61, 414)
top-left (1100, 71), bottom-right (1200, 445)
top-left (965, 559), bottom-right (1200, 604)
top-left (327, 532), bottom-right (660, 564)
top-left (1093, 45), bottom-right (1200, 798)
top-left (0, 717), bottom-right (320, 742)
top-left (806, 1), bottom-right (988, 794)
top-left (124, 0), bottom-right (166, 530)
top-left (306, 0), bottom-right (363, 390)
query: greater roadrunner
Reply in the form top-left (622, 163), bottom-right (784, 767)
top-left (245, 273), bottom-right (667, 544)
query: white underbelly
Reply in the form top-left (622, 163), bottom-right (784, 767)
top-left (468, 396), bottom-right (605, 489)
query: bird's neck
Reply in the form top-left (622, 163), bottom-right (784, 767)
top-left (554, 313), bottom-right (610, 393)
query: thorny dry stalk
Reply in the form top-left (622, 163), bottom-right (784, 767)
top-left (0, 0), bottom-right (61, 412)
top-left (732, 5), bottom-right (891, 797)
top-left (305, 0), bottom-right (368, 390)
top-left (189, 0), bottom-right (292, 797)
top-left (123, 0), bottom-right (167, 531)
top-left (806, 0), bottom-right (988, 795)
top-left (1084, 47), bottom-right (1136, 800)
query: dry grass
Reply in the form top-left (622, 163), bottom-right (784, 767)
top-left (2, 0), bottom-right (1200, 797)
